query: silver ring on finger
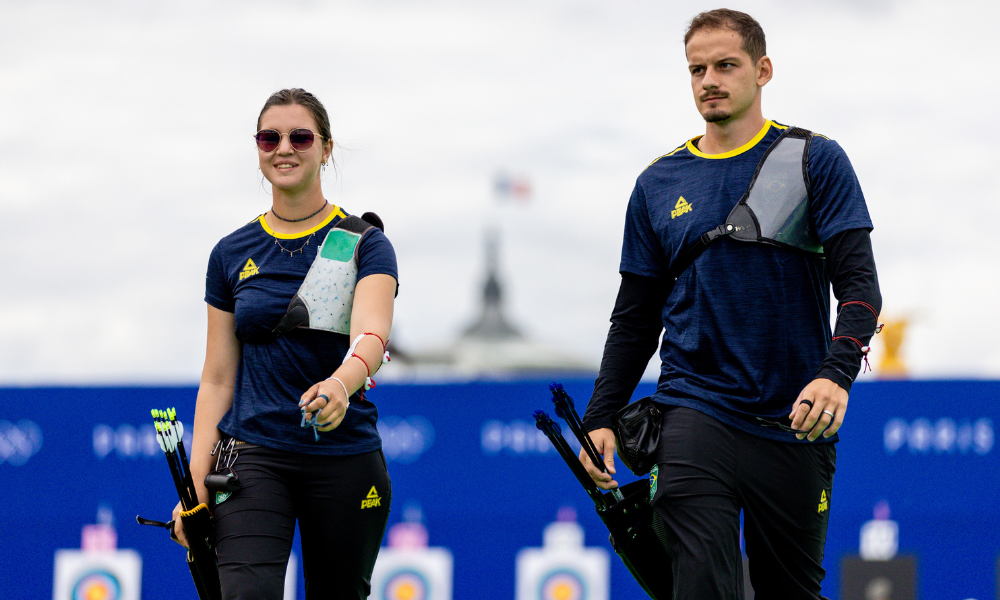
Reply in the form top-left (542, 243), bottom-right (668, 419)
top-left (822, 409), bottom-right (835, 418)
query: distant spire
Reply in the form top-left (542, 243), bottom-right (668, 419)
top-left (461, 230), bottom-right (521, 340)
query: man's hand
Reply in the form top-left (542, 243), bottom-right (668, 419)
top-left (579, 428), bottom-right (619, 490)
top-left (789, 378), bottom-right (849, 441)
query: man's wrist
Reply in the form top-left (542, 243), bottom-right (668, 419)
top-left (582, 415), bottom-right (617, 432)
top-left (814, 368), bottom-right (853, 393)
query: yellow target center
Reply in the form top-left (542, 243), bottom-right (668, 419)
top-left (397, 583), bottom-right (415, 600)
top-left (85, 584), bottom-right (109, 600)
top-left (553, 583), bottom-right (572, 600)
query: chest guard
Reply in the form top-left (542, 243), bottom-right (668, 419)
top-left (667, 127), bottom-right (821, 282)
top-left (725, 126), bottom-right (822, 254)
top-left (271, 214), bottom-right (379, 338)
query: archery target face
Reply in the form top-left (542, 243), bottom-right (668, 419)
top-left (537, 569), bottom-right (588, 600)
top-left (53, 549), bottom-right (140, 600)
top-left (72, 570), bottom-right (121, 600)
top-left (382, 569), bottom-right (430, 600)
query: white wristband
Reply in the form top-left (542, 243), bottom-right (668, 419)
top-left (327, 376), bottom-right (351, 407)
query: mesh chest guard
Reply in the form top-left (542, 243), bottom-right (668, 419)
top-left (271, 215), bottom-right (377, 338)
top-left (725, 126), bottom-right (822, 254)
top-left (667, 127), bottom-right (821, 282)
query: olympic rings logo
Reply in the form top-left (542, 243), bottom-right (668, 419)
top-left (0, 420), bottom-right (43, 466)
top-left (377, 416), bottom-right (435, 463)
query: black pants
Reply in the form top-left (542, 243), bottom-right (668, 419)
top-left (652, 407), bottom-right (835, 600)
top-left (213, 445), bottom-right (391, 600)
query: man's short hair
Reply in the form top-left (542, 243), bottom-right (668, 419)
top-left (684, 9), bottom-right (766, 64)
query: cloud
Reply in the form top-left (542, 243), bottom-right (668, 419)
top-left (1, 0), bottom-right (997, 382)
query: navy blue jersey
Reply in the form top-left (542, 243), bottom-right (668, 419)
top-left (205, 207), bottom-right (398, 455)
top-left (621, 121), bottom-right (872, 440)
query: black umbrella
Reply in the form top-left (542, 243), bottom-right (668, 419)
top-left (137, 408), bottom-right (221, 600)
top-left (534, 384), bottom-right (673, 599)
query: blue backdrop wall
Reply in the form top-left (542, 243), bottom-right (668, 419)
top-left (1, 379), bottom-right (997, 599)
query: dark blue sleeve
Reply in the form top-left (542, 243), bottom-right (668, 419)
top-left (205, 241), bottom-right (235, 312)
top-left (808, 136), bottom-right (874, 243)
top-left (584, 273), bottom-right (670, 431)
top-left (816, 228), bottom-right (882, 392)
top-left (619, 182), bottom-right (667, 278)
top-left (357, 227), bottom-right (398, 283)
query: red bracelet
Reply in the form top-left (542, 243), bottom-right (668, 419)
top-left (349, 353), bottom-right (372, 377)
top-left (839, 300), bottom-right (879, 319)
top-left (840, 301), bottom-right (884, 333)
top-left (363, 332), bottom-right (387, 349)
top-left (832, 336), bottom-right (872, 373)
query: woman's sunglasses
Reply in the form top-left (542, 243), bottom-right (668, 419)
top-left (254, 128), bottom-right (323, 153)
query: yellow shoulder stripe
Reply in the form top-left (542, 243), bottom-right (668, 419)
top-left (646, 142), bottom-right (690, 168)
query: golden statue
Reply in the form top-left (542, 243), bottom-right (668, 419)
top-left (877, 318), bottom-right (908, 378)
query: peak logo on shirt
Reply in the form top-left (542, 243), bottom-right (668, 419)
top-left (671, 196), bottom-right (693, 219)
top-left (239, 258), bottom-right (259, 281)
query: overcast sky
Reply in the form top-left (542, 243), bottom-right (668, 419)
top-left (1, 0), bottom-right (997, 384)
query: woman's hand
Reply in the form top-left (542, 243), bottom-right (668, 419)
top-left (171, 501), bottom-right (189, 549)
top-left (300, 378), bottom-right (351, 431)
top-left (170, 480), bottom-right (211, 550)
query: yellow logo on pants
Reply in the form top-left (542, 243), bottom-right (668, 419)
top-left (817, 489), bottom-right (829, 514)
top-left (361, 486), bottom-right (381, 509)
